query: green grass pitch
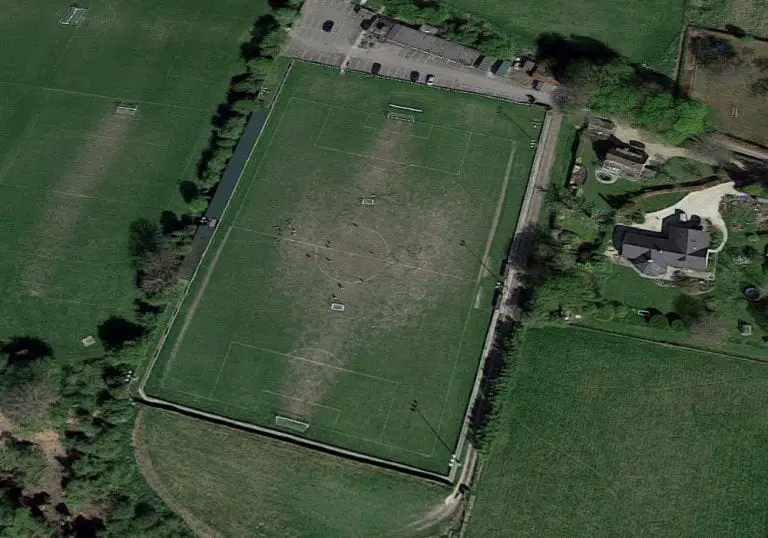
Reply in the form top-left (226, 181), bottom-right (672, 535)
top-left (144, 62), bottom-right (545, 474)
top-left (0, 0), bottom-right (268, 358)
top-left (468, 327), bottom-right (768, 536)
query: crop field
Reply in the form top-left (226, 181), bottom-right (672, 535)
top-left (144, 62), bottom-right (544, 474)
top-left (0, 0), bottom-right (265, 357)
top-left (137, 408), bottom-right (446, 537)
top-left (445, 0), bottom-right (684, 72)
top-left (468, 327), bottom-right (768, 536)
top-left (688, 31), bottom-right (768, 146)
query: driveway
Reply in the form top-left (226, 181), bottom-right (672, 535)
top-left (283, 0), bottom-right (553, 106)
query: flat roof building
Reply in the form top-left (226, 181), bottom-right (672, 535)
top-left (367, 16), bottom-right (482, 66)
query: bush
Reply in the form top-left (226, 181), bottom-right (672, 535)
top-left (648, 313), bottom-right (668, 329)
top-left (564, 57), bottom-right (709, 145)
top-left (669, 317), bottom-right (686, 331)
top-left (187, 196), bottom-right (209, 216)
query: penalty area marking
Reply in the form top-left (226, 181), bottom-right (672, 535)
top-left (161, 226), bottom-right (234, 385)
top-left (426, 142), bottom-right (518, 457)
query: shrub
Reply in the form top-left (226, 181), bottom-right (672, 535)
top-left (187, 196), bottom-right (209, 216)
top-left (648, 313), bottom-right (668, 329)
top-left (669, 317), bottom-right (686, 331)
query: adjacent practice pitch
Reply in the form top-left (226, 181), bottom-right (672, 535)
top-left (0, 0), bottom-right (266, 358)
top-left (468, 327), bottom-right (768, 536)
top-left (144, 62), bottom-right (544, 474)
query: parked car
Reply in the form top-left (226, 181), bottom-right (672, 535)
top-left (425, 74), bottom-right (436, 86)
top-left (322, 20), bottom-right (334, 32)
top-left (531, 79), bottom-right (542, 90)
top-left (409, 70), bottom-right (420, 82)
top-left (371, 62), bottom-right (382, 75)
top-left (526, 94), bottom-right (535, 104)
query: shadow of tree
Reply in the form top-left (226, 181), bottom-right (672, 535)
top-left (178, 181), bottom-right (199, 204)
top-left (535, 33), bottom-right (619, 79)
top-left (97, 317), bottom-right (146, 352)
top-left (1, 337), bottom-right (53, 366)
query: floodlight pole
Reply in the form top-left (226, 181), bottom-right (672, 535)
top-left (459, 240), bottom-right (502, 286)
top-left (495, 105), bottom-right (537, 140)
top-left (410, 400), bottom-right (453, 455)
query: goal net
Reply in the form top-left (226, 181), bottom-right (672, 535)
top-left (59, 6), bottom-right (88, 25)
top-left (115, 103), bottom-right (138, 117)
top-left (275, 415), bottom-right (310, 433)
top-left (387, 112), bottom-right (415, 123)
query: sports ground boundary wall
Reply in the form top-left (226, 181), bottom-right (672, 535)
top-left (138, 59), bottom-right (558, 485)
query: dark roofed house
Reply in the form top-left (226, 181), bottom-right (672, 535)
top-left (367, 16), bottom-right (482, 66)
top-left (601, 146), bottom-right (649, 178)
top-left (613, 211), bottom-right (711, 278)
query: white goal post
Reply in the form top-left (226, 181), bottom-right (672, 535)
top-left (388, 104), bottom-right (423, 113)
top-left (275, 415), bottom-right (310, 432)
top-left (59, 6), bottom-right (88, 25)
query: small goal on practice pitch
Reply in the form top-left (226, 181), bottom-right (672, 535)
top-left (59, 5), bottom-right (88, 25)
top-left (275, 415), bottom-right (310, 433)
top-left (387, 112), bottom-right (415, 123)
top-left (115, 103), bottom-right (138, 117)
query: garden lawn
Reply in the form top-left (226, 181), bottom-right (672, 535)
top-left (468, 326), bottom-right (768, 537)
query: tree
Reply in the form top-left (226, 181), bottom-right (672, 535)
top-left (1, 337), bottom-right (53, 368)
top-left (217, 115), bottom-right (247, 140)
top-left (139, 249), bottom-right (181, 296)
top-left (272, 7), bottom-right (297, 27)
top-left (0, 376), bottom-right (57, 428)
top-left (648, 313), bottom-right (668, 329)
top-left (128, 219), bottom-right (161, 261)
top-left (751, 77), bottom-right (768, 95)
top-left (0, 439), bottom-right (46, 484)
top-left (672, 294), bottom-right (706, 324)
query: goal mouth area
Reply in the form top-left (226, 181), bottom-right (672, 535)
top-left (59, 6), bottom-right (88, 25)
top-left (386, 112), bottom-right (415, 123)
top-left (274, 415), bottom-right (310, 433)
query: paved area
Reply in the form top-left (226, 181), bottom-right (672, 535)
top-left (639, 181), bottom-right (737, 252)
top-left (284, 0), bottom-right (553, 106)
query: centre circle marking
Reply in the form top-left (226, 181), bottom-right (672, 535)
top-left (314, 226), bottom-right (390, 284)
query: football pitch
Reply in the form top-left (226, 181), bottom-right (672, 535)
top-left (0, 0), bottom-right (266, 357)
top-left (144, 62), bottom-right (545, 474)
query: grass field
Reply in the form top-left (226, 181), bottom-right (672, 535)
top-left (0, 0), bottom-right (266, 357)
top-left (688, 0), bottom-right (768, 38)
top-left (445, 0), bottom-right (684, 72)
top-left (143, 62), bottom-right (544, 474)
top-left (467, 327), bottom-right (768, 536)
top-left (138, 408), bottom-right (447, 537)
top-left (689, 33), bottom-right (768, 146)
